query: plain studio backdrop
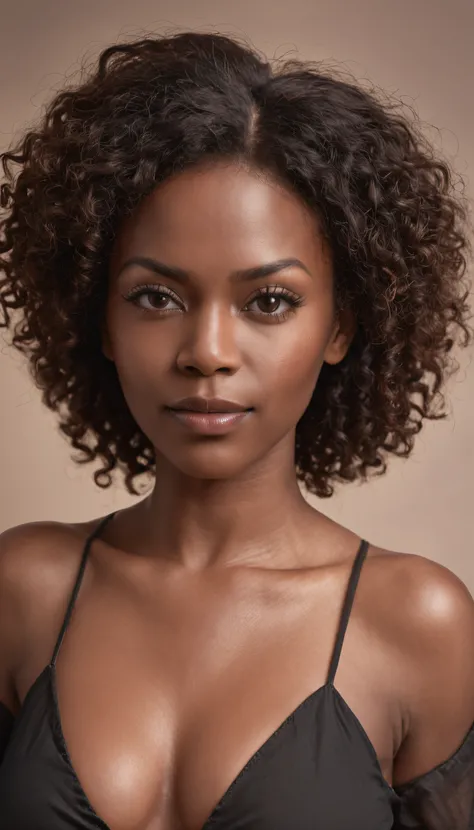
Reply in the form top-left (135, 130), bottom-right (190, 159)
top-left (0, 0), bottom-right (473, 591)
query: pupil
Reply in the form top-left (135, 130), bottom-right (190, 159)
top-left (259, 295), bottom-right (279, 312)
top-left (151, 293), bottom-right (168, 308)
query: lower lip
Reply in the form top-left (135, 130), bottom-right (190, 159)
top-left (166, 409), bottom-right (252, 434)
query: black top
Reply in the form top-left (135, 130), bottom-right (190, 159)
top-left (0, 513), bottom-right (472, 829)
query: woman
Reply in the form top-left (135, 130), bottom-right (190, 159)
top-left (0, 29), bottom-right (472, 830)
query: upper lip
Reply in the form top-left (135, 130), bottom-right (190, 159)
top-left (167, 397), bottom-right (251, 413)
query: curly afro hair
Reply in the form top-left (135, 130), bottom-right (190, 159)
top-left (1, 30), bottom-right (472, 498)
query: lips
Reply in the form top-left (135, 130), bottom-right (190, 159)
top-left (167, 397), bottom-right (251, 413)
top-left (165, 402), bottom-right (253, 435)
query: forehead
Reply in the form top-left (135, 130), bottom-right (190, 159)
top-left (111, 162), bottom-right (327, 271)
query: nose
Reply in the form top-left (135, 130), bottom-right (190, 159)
top-left (175, 303), bottom-right (241, 377)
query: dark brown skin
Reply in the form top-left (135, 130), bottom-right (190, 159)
top-left (0, 161), bottom-right (473, 830)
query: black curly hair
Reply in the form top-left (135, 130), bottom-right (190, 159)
top-left (0, 30), bottom-right (472, 498)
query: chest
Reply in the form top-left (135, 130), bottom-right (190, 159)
top-left (3, 563), bottom-right (396, 830)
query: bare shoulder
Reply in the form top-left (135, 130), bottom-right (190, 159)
top-left (363, 545), bottom-right (474, 649)
top-left (0, 516), bottom-right (106, 712)
top-left (363, 545), bottom-right (474, 780)
top-left (344, 542), bottom-right (473, 688)
top-left (0, 516), bottom-right (102, 603)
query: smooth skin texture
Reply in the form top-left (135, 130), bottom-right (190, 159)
top-left (1, 161), bottom-right (473, 830)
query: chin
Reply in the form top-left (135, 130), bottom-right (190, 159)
top-left (162, 444), bottom-right (256, 481)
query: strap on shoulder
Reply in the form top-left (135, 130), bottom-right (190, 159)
top-left (327, 538), bottom-right (369, 686)
top-left (50, 512), bottom-right (117, 667)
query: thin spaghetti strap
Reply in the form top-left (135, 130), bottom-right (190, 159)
top-left (50, 511), bottom-right (117, 668)
top-left (327, 538), bottom-right (369, 686)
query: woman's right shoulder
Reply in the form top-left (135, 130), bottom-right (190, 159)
top-left (0, 518), bottom-right (96, 598)
top-left (0, 517), bottom-right (101, 714)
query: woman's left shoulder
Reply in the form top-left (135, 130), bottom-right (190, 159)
top-left (366, 545), bottom-right (474, 637)
top-left (364, 546), bottom-right (474, 787)
top-left (365, 545), bottom-right (474, 727)
top-left (362, 546), bottom-right (474, 663)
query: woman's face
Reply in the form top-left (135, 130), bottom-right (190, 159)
top-left (104, 161), bottom-right (354, 480)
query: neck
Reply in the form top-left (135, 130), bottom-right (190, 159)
top-left (137, 440), bottom-right (318, 571)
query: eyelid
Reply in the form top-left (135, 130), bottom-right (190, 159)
top-left (123, 280), bottom-right (302, 296)
top-left (245, 284), bottom-right (303, 301)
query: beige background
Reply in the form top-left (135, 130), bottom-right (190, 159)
top-left (1, 0), bottom-right (473, 590)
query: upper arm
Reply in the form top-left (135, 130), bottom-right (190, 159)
top-left (0, 525), bottom-right (31, 761)
top-left (0, 519), bottom-right (85, 762)
top-left (391, 554), bottom-right (474, 788)
top-left (0, 526), bottom-right (26, 718)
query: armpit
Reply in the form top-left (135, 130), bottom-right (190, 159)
top-left (393, 720), bottom-right (474, 829)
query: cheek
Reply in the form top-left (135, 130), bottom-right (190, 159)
top-left (108, 325), bottom-right (170, 418)
top-left (261, 329), bottom-right (325, 420)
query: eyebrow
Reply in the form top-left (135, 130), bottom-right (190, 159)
top-left (117, 256), bottom-right (312, 283)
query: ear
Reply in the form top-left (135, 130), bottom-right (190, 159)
top-left (323, 309), bottom-right (357, 366)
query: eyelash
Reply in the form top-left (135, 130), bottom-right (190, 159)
top-left (122, 283), bottom-right (305, 323)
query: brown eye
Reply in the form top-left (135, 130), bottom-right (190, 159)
top-left (245, 286), bottom-right (304, 322)
top-left (123, 285), bottom-right (182, 313)
top-left (137, 292), bottom-right (176, 311)
top-left (256, 294), bottom-right (283, 314)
